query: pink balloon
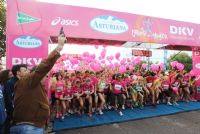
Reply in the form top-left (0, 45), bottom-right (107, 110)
top-left (159, 63), bottom-right (164, 69)
top-left (115, 52), bottom-right (121, 60)
top-left (176, 63), bottom-right (184, 71)
top-left (101, 49), bottom-right (106, 59)
top-left (142, 63), bottom-right (148, 69)
top-left (120, 58), bottom-right (126, 65)
top-left (114, 62), bottom-right (120, 67)
top-left (108, 64), bottom-right (114, 70)
top-left (90, 54), bottom-right (96, 59)
top-left (127, 58), bottom-right (131, 63)
top-left (134, 56), bottom-right (141, 64)
top-left (189, 70), bottom-right (195, 77)
top-left (151, 64), bottom-right (159, 71)
top-left (83, 52), bottom-right (90, 57)
top-left (70, 59), bottom-right (79, 65)
top-left (103, 45), bottom-right (107, 48)
top-left (170, 61), bottom-right (178, 68)
top-left (106, 56), bottom-right (111, 61)
top-left (98, 56), bottom-right (103, 61)
top-left (129, 65), bottom-right (133, 70)
top-left (101, 60), bottom-right (105, 64)
top-left (110, 55), bottom-right (114, 60)
top-left (119, 66), bottom-right (126, 73)
top-left (94, 45), bottom-right (99, 49)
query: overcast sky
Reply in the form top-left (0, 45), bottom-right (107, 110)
top-left (37, 0), bottom-right (200, 24)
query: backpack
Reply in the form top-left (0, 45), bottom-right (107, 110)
top-left (0, 85), bottom-right (7, 125)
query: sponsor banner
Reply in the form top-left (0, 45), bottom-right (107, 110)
top-left (6, 35), bottom-right (48, 69)
top-left (17, 12), bottom-right (40, 24)
top-left (132, 49), bottom-right (152, 57)
top-left (90, 15), bottom-right (129, 34)
top-left (192, 47), bottom-right (200, 100)
top-left (6, 0), bottom-right (200, 46)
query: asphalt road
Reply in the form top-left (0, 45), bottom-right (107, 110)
top-left (56, 110), bottom-right (200, 134)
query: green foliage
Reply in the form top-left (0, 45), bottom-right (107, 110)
top-left (168, 52), bottom-right (192, 71)
top-left (0, 0), bottom-right (6, 57)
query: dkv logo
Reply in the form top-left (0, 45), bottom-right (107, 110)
top-left (12, 57), bottom-right (42, 66)
top-left (13, 36), bottom-right (42, 48)
top-left (90, 15), bottom-right (129, 34)
top-left (51, 17), bottom-right (79, 26)
top-left (170, 26), bottom-right (194, 36)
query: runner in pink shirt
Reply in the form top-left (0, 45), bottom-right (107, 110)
top-left (54, 73), bottom-right (66, 119)
top-left (73, 80), bottom-right (84, 115)
top-left (82, 78), bottom-right (94, 116)
top-left (91, 71), bottom-right (99, 113)
top-left (181, 72), bottom-right (190, 102)
top-left (161, 75), bottom-right (172, 105)
top-left (171, 74), bottom-right (183, 105)
top-left (121, 74), bottom-right (130, 110)
top-left (111, 74), bottom-right (124, 116)
top-left (64, 76), bottom-right (74, 115)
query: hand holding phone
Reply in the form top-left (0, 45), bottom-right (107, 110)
top-left (59, 27), bottom-right (65, 36)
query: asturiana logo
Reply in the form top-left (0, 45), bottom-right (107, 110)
top-left (90, 15), bottom-right (129, 34)
top-left (13, 36), bottom-right (42, 48)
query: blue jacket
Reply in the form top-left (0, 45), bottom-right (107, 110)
top-left (3, 76), bottom-right (18, 118)
top-left (0, 84), bottom-right (6, 125)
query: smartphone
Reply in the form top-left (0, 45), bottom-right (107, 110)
top-left (59, 27), bottom-right (65, 36)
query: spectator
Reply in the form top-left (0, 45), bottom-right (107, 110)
top-left (9, 34), bottom-right (66, 134)
top-left (0, 69), bottom-right (13, 134)
top-left (3, 65), bottom-right (26, 134)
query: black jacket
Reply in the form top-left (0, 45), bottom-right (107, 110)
top-left (3, 76), bottom-right (18, 118)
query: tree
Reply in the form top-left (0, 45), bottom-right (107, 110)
top-left (168, 52), bottom-right (192, 71)
top-left (0, 0), bottom-right (6, 58)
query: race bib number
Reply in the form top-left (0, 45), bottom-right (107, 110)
top-left (56, 86), bottom-right (63, 92)
top-left (84, 90), bottom-right (90, 94)
top-left (162, 84), bottom-right (169, 90)
top-left (173, 82), bottom-right (179, 87)
top-left (147, 83), bottom-right (152, 88)
top-left (136, 86), bottom-right (143, 91)
top-left (115, 84), bottom-right (122, 90)
top-left (74, 92), bottom-right (79, 96)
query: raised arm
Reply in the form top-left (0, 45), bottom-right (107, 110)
top-left (28, 34), bottom-right (66, 88)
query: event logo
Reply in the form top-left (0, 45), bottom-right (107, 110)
top-left (13, 36), bottom-right (42, 49)
top-left (170, 26), bottom-right (194, 36)
top-left (17, 12), bottom-right (40, 24)
top-left (51, 17), bottom-right (79, 26)
top-left (12, 57), bottom-right (42, 65)
top-left (90, 15), bottom-right (129, 34)
top-left (195, 63), bottom-right (200, 69)
top-left (132, 17), bottom-right (167, 41)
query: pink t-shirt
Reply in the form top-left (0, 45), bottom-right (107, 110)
top-left (73, 86), bottom-right (83, 96)
top-left (182, 76), bottom-right (189, 86)
top-left (161, 80), bottom-right (170, 90)
top-left (171, 79), bottom-right (181, 88)
top-left (83, 84), bottom-right (94, 94)
top-left (91, 76), bottom-right (98, 85)
top-left (65, 88), bottom-right (74, 97)
top-left (55, 80), bottom-right (65, 98)
top-left (112, 80), bottom-right (123, 94)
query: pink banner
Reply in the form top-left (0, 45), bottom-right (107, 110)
top-left (6, 35), bottom-right (48, 69)
top-left (192, 47), bottom-right (200, 100)
top-left (6, 0), bottom-right (200, 69)
top-left (7, 0), bottom-right (200, 46)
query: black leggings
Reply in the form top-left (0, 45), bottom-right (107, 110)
top-left (104, 91), bottom-right (112, 105)
top-left (111, 93), bottom-right (123, 111)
